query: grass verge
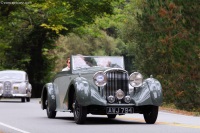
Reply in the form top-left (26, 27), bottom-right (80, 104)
top-left (160, 104), bottom-right (200, 116)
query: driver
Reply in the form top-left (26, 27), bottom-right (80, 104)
top-left (62, 58), bottom-right (70, 71)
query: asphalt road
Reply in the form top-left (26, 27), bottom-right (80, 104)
top-left (0, 98), bottom-right (200, 133)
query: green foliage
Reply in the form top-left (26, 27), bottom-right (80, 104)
top-left (122, 0), bottom-right (200, 111)
top-left (50, 0), bottom-right (137, 73)
top-left (38, 0), bottom-right (115, 34)
top-left (52, 32), bottom-right (123, 72)
top-left (0, 0), bottom-right (116, 97)
top-left (1, 0), bottom-right (199, 112)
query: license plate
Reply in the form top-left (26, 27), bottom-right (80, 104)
top-left (107, 107), bottom-right (133, 114)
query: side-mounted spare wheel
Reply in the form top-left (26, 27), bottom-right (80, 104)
top-left (143, 105), bottom-right (158, 124)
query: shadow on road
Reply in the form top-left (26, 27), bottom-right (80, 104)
top-left (55, 116), bottom-right (146, 125)
top-left (0, 100), bottom-right (23, 103)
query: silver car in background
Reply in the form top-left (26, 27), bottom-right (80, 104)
top-left (0, 70), bottom-right (32, 102)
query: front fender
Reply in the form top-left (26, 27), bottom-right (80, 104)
top-left (73, 77), bottom-right (106, 106)
top-left (28, 84), bottom-right (32, 92)
top-left (41, 83), bottom-right (56, 111)
top-left (133, 78), bottom-right (162, 106)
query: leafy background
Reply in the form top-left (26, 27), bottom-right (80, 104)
top-left (0, 0), bottom-right (199, 112)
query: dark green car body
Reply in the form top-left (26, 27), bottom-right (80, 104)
top-left (41, 55), bottom-right (162, 124)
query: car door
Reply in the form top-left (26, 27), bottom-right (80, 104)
top-left (53, 71), bottom-right (74, 111)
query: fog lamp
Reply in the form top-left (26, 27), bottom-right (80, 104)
top-left (107, 95), bottom-right (115, 103)
top-left (124, 95), bottom-right (131, 103)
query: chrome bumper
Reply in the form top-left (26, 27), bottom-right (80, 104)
top-left (0, 93), bottom-right (31, 98)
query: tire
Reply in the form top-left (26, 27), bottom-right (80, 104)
top-left (26, 97), bottom-right (30, 102)
top-left (21, 97), bottom-right (25, 102)
top-left (46, 96), bottom-right (57, 118)
top-left (107, 114), bottom-right (116, 119)
top-left (143, 106), bottom-right (158, 124)
top-left (73, 98), bottom-right (87, 124)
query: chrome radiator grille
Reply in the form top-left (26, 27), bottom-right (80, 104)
top-left (104, 70), bottom-right (129, 98)
top-left (3, 81), bottom-right (12, 94)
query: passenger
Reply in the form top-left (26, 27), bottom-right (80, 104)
top-left (62, 58), bottom-right (70, 71)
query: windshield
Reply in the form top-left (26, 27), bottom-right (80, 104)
top-left (0, 72), bottom-right (24, 80)
top-left (72, 55), bottom-right (124, 70)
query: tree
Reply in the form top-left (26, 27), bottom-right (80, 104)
top-left (50, 0), bottom-right (135, 73)
top-left (121, 0), bottom-right (200, 111)
top-left (0, 0), bottom-right (116, 97)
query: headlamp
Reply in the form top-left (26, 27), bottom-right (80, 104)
top-left (129, 72), bottom-right (143, 87)
top-left (93, 71), bottom-right (107, 87)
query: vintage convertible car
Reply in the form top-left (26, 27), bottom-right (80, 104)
top-left (0, 70), bottom-right (32, 102)
top-left (41, 55), bottom-right (162, 124)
